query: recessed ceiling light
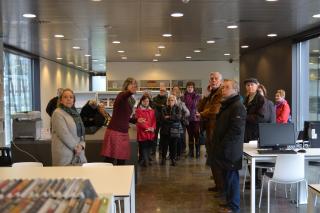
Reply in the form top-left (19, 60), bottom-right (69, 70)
top-left (241, 45), bottom-right (249, 48)
top-left (224, 53), bottom-right (231, 56)
top-left (56, 57), bottom-right (63, 60)
top-left (68, 62), bottom-right (74, 64)
top-left (162, 33), bottom-right (172, 37)
top-left (85, 54), bottom-right (91, 57)
top-left (185, 56), bottom-right (192, 59)
top-left (112, 41), bottom-right (121, 44)
top-left (171, 12), bottom-right (184, 18)
top-left (267, 33), bottom-right (278, 37)
top-left (312, 14), bottom-right (320, 18)
top-left (158, 45), bottom-right (165, 49)
top-left (194, 49), bottom-right (201, 53)
top-left (155, 53), bottom-right (161, 57)
top-left (91, 0), bottom-right (102, 2)
top-left (153, 59), bottom-right (158, 62)
top-left (117, 50), bottom-right (125, 53)
top-left (72, 46), bottom-right (81, 49)
top-left (206, 40), bottom-right (215, 44)
top-left (312, 50), bottom-right (320, 53)
top-left (121, 56), bottom-right (127, 60)
top-left (92, 59), bottom-right (98, 62)
top-left (23, 13), bottom-right (36, 18)
top-left (54, 34), bottom-right (64, 38)
top-left (227, 25), bottom-right (238, 29)
top-left (77, 66), bottom-right (82, 68)
top-left (266, 0), bottom-right (278, 1)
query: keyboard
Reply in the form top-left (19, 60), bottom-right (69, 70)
top-left (257, 149), bottom-right (297, 154)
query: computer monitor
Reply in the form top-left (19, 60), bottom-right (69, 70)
top-left (258, 123), bottom-right (295, 150)
top-left (302, 121), bottom-right (320, 148)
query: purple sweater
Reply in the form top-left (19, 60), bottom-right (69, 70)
top-left (183, 91), bottom-right (201, 121)
top-left (107, 91), bottom-right (133, 133)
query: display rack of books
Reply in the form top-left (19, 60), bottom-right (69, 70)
top-left (171, 80), bottom-right (202, 94)
top-left (0, 178), bottom-right (113, 213)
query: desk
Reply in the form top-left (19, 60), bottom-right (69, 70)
top-left (243, 143), bottom-right (320, 213)
top-left (307, 184), bottom-right (320, 213)
top-left (0, 166), bottom-right (135, 213)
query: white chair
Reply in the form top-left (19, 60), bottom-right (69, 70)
top-left (12, 162), bottom-right (43, 167)
top-left (82, 162), bottom-right (121, 213)
top-left (82, 162), bottom-right (113, 167)
top-left (258, 154), bottom-right (308, 213)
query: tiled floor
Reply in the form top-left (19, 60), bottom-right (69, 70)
top-left (136, 147), bottom-right (320, 213)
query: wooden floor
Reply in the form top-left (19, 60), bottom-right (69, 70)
top-left (136, 146), bottom-right (320, 213)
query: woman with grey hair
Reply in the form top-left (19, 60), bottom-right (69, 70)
top-left (51, 88), bottom-right (87, 166)
top-left (160, 95), bottom-right (182, 166)
top-left (100, 77), bottom-right (137, 165)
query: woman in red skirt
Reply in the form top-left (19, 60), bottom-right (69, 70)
top-left (100, 77), bottom-right (137, 165)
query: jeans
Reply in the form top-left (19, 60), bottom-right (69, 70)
top-left (225, 170), bottom-right (240, 212)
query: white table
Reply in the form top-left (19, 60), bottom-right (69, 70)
top-left (243, 142), bottom-right (320, 213)
top-left (307, 184), bottom-right (320, 213)
top-left (0, 165), bottom-right (135, 213)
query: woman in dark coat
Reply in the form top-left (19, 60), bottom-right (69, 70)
top-left (160, 95), bottom-right (182, 166)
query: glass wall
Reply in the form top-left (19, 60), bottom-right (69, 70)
top-left (309, 37), bottom-right (320, 120)
top-left (3, 51), bottom-right (34, 144)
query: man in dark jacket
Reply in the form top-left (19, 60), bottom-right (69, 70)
top-left (211, 79), bottom-right (246, 213)
top-left (46, 88), bottom-right (64, 117)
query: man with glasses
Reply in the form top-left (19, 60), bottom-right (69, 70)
top-left (197, 72), bottom-right (224, 194)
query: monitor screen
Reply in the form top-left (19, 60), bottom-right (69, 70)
top-left (258, 123), bottom-right (295, 149)
top-left (302, 121), bottom-right (320, 141)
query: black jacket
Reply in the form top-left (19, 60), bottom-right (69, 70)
top-left (160, 105), bottom-right (182, 135)
top-left (243, 93), bottom-right (275, 143)
top-left (211, 95), bottom-right (246, 170)
top-left (46, 96), bottom-right (59, 117)
top-left (80, 101), bottom-right (105, 128)
top-left (152, 94), bottom-right (168, 123)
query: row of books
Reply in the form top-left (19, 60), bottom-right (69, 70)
top-left (0, 197), bottom-right (110, 213)
top-left (0, 178), bottom-right (97, 199)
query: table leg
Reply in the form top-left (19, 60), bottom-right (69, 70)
top-left (251, 157), bottom-right (256, 213)
top-left (307, 187), bottom-right (316, 213)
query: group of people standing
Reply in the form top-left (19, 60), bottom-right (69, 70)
top-left (47, 73), bottom-right (291, 213)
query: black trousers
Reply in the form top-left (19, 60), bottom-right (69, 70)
top-left (161, 134), bottom-right (178, 160)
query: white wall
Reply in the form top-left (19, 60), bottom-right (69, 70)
top-left (40, 59), bottom-right (89, 130)
top-left (107, 61), bottom-right (239, 92)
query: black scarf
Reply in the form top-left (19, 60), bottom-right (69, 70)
top-left (59, 104), bottom-right (85, 138)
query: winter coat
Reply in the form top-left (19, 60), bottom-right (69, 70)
top-left (153, 94), bottom-right (168, 123)
top-left (51, 108), bottom-right (87, 166)
top-left (160, 105), bottom-right (182, 136)
top-left (244, 92), bottom-right (274, 143)
top-left (135, 106), bottom-right (156, 141)
top-left (211, 95), bottom-right (246, 170)
top-left (183, 91), bottom-right (201, 122)
top-left (197, 87), bottom-right (223, 146)
top-left (276, 100), bottom-right (291, 123)
top-left (176, 98), bottom-right (190, 126)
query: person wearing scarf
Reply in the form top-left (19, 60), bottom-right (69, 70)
top-left (275, 89), bottom-right (291, 123)
top-left (101, 77), bottom-right (137, 165)
top-left (51, 88), bottom-right (87, 166)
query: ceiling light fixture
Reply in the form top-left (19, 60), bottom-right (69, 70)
top-left (85, 54), bottom-right (91, 57)
top-left (153, 59), bottom-right (158, 62)
top-left (92, 59), bottom-right (98, 62)
top-left (185, 56), bottom-right (192, 59)
top-left (91, 0), bottom-right (102, 2)
top-left (266, 0), bottom-right (278, 1)
top-left (54, 34), bottom-right (64, 38)
top-left (155, 53), bottom-right (161, 57)
top-left (158, 45), bottom-right (166, 49)
top-left (241, 45), bottom-right (249, 48)
top-left (312, 14), bottom-right (320, 18)
top-left (73, 46), bottom-right (81, 49)
top-left (121, 56), bottom-right (127, 60)
top-left (56, 57), bottom-right (63, 60)
top-left (112, 41), bottom-right (121, 44)
top-left (117, 50), bottom-right (125, 53)
top-left (312, 50), bottom-right (320, 53)
top-left (22, 13), bottom-right (36, 18)
top-left (224, 53), bottom-right (231, 56)
top-left (171, 12), bottom-right (184, 18)
top-left (227, 25), bottom-right (238, 29)
top-left (162, 33), bottom-right (172, 37)
top-left (267, 33), bottom-right (277, 37)
top-left (77, 66), bottom-right (82, 68)
top-left (68, 62), bottom-right (74, 64)
top-left (194, 49), bottom-right (201, 53)
top-left (206, 40), bottom-right (215, 44)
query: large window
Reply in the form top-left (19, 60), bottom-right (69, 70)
top-left (309, 37), bottom-right (320, 120)
top-left (3, 51), bottom-right (34, 144)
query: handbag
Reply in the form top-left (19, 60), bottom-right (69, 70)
top-left (170, 122), bottom-right (182, 138)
